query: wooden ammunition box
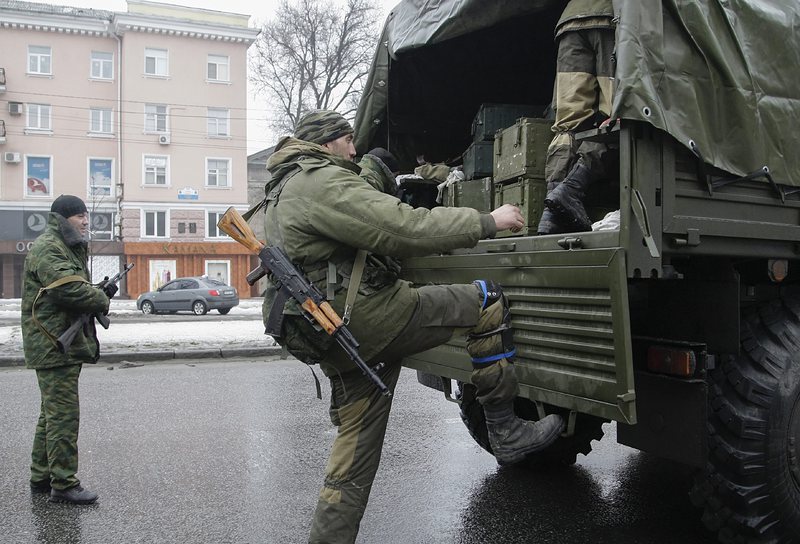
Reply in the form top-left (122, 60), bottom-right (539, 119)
top-left (462, 141), bottom-right (494, 180)
top-left (493, 117), bottom-right (552, 182)
top-left (471, 103), bottom-right (544, 142)
top-left (494, 176), bottom-right (547, 237)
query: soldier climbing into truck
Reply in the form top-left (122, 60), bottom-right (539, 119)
top-left (353, 1), bottom-right (800, 542)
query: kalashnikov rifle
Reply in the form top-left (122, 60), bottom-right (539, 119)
top-left (216, 207), bottom-right (390, 397)
top-left (56, 263), bottom-right (135, 354)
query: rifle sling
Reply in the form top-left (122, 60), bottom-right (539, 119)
top-left (32, 274), bottom-right (89, 348)
top-left (342, 250), bottom-right (367, 324)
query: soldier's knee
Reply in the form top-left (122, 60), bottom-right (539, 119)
top-left (473, 279), bottom-right (505, 310)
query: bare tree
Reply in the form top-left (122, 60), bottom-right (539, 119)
top-left (250, 0), bottom-right (380, 136)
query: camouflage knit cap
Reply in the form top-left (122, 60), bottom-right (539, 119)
top-left (294, 110), bottom-right (353, 145)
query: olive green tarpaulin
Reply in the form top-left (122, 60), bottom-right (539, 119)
top-left (355, 0), bottom-right (800, 187)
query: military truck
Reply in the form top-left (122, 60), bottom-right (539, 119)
top-left (353, 1), bottom-right (800, 542)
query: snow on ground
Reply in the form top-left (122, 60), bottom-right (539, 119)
top-left (0, 298), bottom-right (275, 353)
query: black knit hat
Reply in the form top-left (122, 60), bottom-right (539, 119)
top-left (51, 195), bottom-right (87, 218)
top-left (294, 110), bottom-right (354, 145)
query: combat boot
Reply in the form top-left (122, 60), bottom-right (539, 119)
top-left (543, 163), bottom-right (594, 232)
top-left (50, 485), bottom-right (98, 505)
top-left (537, 182), bottom-right (568, 235)
top-left (484, 403), bottom-right (565, 465)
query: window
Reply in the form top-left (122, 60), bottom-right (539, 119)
top-left (28, 45), bottom-right (51, 75)
top-left (144, 48), bottom-right (168, 76)
top-left (207, 211), bottom-right (229, 238)
top-left (90, 108), bottom-right (113, 134)
top-left (25, 155), bottom-right (52, 197)
top-left (143, 155), bottom-right (169, 186)
top-left (145, 104), bottom-right (168, 133)
top-left (143, 210), bottom-right (167, 238)
top-left (26, 104), bottom-right (51, 131)
top-left (88, 158), bottom-right (114, 197)
top-left (207, 108), bottom-right (229, 137)
top-left (206, 158), bottom-right (231, 187)
top-left (90, 212), bottom-right (115, 241)
top-left (207, 55), bottom-right (229, 82)
top-left (90, 51), bottom-right (113, 79)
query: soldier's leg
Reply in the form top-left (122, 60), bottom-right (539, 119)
top-left (35, 364), bottom-right (82, 491)
top-left (309, 360), bottom-right (402, 544)
top-left (30, 398), bottom-right (50, 489)
top-left (467, 281), bottom-right (564, 465)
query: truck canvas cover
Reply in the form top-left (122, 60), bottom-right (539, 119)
top-left (356, 0), bottom-right (800, 187)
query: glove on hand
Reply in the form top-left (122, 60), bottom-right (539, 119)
top-left (103, 283), bottom-right (118, 299)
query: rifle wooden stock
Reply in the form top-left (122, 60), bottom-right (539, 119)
top-left (216, 206), bottom-right (391, 397)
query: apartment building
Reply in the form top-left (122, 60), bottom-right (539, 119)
top-left (0, 0), bottom-right (259, 298)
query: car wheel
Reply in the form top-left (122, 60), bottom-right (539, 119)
top-left (218, 308), bottom-right (231, 315)
top-left (192, 300), bottom-right (208, 315)
top-left (141, 300), bottom-right (154, 315)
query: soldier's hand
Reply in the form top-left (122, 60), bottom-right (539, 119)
top-left (490, 204), bottom-right (524, 233)
top-left (102, 283), bottom-right (118, 299)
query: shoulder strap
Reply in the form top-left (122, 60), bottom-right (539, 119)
top-left (32, 274), bottom-right (89, 347)
top-left (342, 250), bottom-right (367, 324)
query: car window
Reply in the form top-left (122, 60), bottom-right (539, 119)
top-left (180, 279), bottom-right (199, 290)
top-left (160, 281), bottom-right (180, 292)
top-left (205, 278), bottom-right (226, 286)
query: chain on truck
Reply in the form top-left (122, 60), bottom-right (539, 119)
top-left (353, 1), bottom-right (800, 542)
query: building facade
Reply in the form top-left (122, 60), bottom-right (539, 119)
top-left (0, 0), bottom-right (259, 298)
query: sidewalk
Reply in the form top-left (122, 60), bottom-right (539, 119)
top-left (0, 298), bottom-right (286, 367)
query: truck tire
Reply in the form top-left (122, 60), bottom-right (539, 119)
top-left (691, 297), bottom-right (800, 542)
top-left (458, 382), bottom-right (607, 466)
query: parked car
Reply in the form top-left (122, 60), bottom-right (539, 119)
top-left (136, 276), bottom-right (239, 315)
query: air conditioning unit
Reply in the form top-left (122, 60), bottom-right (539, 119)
top-left (8, 102), bottom-right (22, 115)
top-left (4, 151), bottom-right (21, 163)
top-left (158, 133), bottom-right (171, 145)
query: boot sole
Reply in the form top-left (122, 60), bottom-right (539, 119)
top-left (49, 495), bottom-right (98, 505)
top-left (494, 420), bottom-right (566, 466)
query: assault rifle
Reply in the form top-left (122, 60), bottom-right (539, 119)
top-left (56, 263), bottom-right (134, 354)
top-left (216, 207), bottom-right (391, 397)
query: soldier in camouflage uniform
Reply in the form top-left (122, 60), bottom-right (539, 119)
top-left (21, 195), bottom-right (117, 505)
top-left (538, 0), bottom-right (615, 234)
top-left (261, 110), bottom-right (565, 544)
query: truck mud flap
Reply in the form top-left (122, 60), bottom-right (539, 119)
top-left (402, 247), bottom-right (636, 424)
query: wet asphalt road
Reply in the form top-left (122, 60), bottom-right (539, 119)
top-left (0, 359), bottom-right (715, 544)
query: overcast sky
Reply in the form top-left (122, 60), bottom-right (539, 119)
top-left (40, 0), bottom-right (401, 153)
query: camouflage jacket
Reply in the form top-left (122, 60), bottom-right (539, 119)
top-left (21, 213), bottom-right (110, 369)
top-left (557, 0), bottom-right (614, 37)
top-left (263, 137), bottom-right (496, 364)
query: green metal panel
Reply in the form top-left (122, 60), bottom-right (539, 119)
top-left (402, 246), bottom-right (637, 423)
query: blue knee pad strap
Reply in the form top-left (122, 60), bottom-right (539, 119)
top-left (471, 349), bottom-right (517, 365)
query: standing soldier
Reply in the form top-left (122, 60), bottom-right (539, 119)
top-left (538, 0), bottom-right (615, 234)
top-left (261, 110), bottom-right (565, 544)
top-left (21, 195), bottom-right (117, 504)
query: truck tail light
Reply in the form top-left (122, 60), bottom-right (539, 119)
top-left (647, 346), bottom-right (696, 377)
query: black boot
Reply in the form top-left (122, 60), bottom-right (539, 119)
top-left (50, 485), bottom-right (98, 505)
top-left (537, 181), bottom-right (568, 235)
top-left (544, 163), bottom-right (594, 232)
top-left (484, 403), bottom-right (565, 465)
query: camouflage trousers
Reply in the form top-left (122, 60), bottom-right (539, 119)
top-left (31, 364), bottom-right (82, 490)
top-left (309, 283), bottom-right (519, 544)
top-left (546, 27), bottom-right (616, 185)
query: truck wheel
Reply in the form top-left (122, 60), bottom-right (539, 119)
top-left (691, 297), bottom-right (800, 542)
top-left (458, 382), bottom-right (607, 465)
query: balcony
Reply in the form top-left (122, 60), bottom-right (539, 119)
top-left (0, 68), bottom-right (5, 93)
top-left (0, 120), bottom-right (5, 144)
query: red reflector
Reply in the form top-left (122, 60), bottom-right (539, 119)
top-left (647, 346), bottom-right (696, 377)
top-left (208, 290), bottom-right (220, 296)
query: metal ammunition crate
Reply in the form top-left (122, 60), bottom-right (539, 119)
top-left (471, 103), bottom-right (544, 142)
top-left (493, 117), bottom-right (552, 182)
top-left (443, 176), bottom-right (494, 211)
top-left (462, 141), bottom-right (494, 180)
top-left (494, 176), bottom-right (547, 237)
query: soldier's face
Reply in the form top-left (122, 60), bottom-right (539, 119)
top-left (324, 133), bottom-right (356, 161)
top-left (67, 212), bottom-right (89, 237)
